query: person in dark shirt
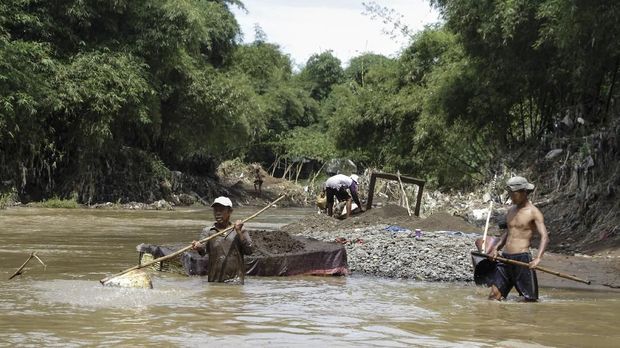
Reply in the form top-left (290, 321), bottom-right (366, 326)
top-left (191, 196), bottom-right (253, 284)
top-left (253, 166), bottom-right (263, 197)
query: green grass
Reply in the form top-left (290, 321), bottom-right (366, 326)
top-left (34, 197), bottom-right (80, 209)
top-left (0, 192), bottom-right (11, 209)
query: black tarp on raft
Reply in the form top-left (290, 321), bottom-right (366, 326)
top-left (136, 234), bottom-right (349, 277)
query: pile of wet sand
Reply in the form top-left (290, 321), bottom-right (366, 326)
top-left (249, 230), bottom-right (305, 257)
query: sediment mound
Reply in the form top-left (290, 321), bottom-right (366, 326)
top-left (414, 212), bottom-right (481, 233)
top-left (284, 206), bottom-right (482, 281)
top-left (284, 205), bottom-right (479, 235)
top-left (249, 230), bottom-right (305, 256)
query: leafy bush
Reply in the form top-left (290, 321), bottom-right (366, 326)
top-left (33, 197), bottom-right (79, 209)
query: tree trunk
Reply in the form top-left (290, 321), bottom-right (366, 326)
top-left (605, 56), bottom-right (620, 118)
top-left (294, 162), bottom-right (303, 183)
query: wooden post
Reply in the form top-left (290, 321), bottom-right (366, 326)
top-left (365, 172), bottom-right (425, 216)
top-left (365, 172), bottom-right (377, 211)
top-left (414, 181), bottom-right (424, 217)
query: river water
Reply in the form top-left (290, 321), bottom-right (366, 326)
top-left (1, 207), bottom-right (618, 347)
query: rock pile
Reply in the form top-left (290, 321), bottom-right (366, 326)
top-left (296, 226), bottom-right (478, 281)
top-left (285, 206), bottom-right (483, 282)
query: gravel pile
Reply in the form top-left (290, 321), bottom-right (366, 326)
top-left (284, 206), bottom-right (483, 281)
top-left (294, 226), bottom-right (478, 281)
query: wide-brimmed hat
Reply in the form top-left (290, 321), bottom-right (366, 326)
top-left (211, 196), bottom-right (233, 208)
top-left (350, 174), bottom-right (359, 183)
top-left (506, 176), bottom-right (535, 192)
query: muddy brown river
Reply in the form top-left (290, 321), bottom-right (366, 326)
top-left (1, 207), bottom-right (618, 347)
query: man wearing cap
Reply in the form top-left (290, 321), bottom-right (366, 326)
top-left (191, 196), bottom-right (253, 284)
top-left (487, 176), bottom-right (549, 301)
top-left (324, 173), bottom-right (363, 219)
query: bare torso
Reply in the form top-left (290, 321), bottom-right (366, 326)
top-left (488, 188), bottom-right (549, 300)
top-left (504, 201), bottom-right (539, 254)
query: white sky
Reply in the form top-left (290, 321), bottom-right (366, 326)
top-left (231, 0), bottom-right (441, 68)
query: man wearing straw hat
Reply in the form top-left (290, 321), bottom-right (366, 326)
top-left (488, 176), bottom-right (550, 301)
top-left (191, 196), bottom-right (254, 284)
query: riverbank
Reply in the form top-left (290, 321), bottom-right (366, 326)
top-left (4, 157), bottom-right (619, 289)
top-left (0, 160), bottom-right (311, 210)
top-left (283, 205), bottom-right (620, 291)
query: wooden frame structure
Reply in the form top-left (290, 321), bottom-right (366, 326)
top-left (365, 172), bottom-right (426, 216)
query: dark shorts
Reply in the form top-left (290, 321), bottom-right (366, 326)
top-left (492, 252), bottom-right (538, 300)
top-left (326, 187), bottom-right (351, 206)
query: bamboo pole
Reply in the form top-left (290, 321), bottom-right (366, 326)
top-left (481, 201), bottom-right (493, 252)
top-left (471, 251), bottom-right (591, 285)
top-left (9, 252), bottom-right (47, 280)
top-left (100, 195), bottom-right (286, 285)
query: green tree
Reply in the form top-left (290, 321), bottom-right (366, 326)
top-left (0, 0), bottom-right (257, 201)
top-left (345, 53), bottom-right (393, 87)
top-left (299, 51), bottom-right (344, 100)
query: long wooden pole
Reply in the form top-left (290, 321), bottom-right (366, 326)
top-left (396, 171), bottom-right (412, 217)
top-left (100, 195), bottom-right (286, 285)
top-left (481, 201), bottom-right (493, 252)
top-left (9, 252), bottom-right (36, 280)
top-left (8, 251), bottom-right (47, 280)
top-left (471, 251), bottom-right (591, 285)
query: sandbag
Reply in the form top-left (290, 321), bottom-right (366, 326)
top-left (316, 192), bottom-right (327, 210)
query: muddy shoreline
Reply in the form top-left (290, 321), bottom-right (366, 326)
top-left (5, 162), bottom-right (618, 291)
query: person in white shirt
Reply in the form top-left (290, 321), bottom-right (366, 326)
top-left (324, 174), bottom-right (363, 218)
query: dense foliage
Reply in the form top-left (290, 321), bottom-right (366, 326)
top-left (1, 0), bottom-right (619, 202)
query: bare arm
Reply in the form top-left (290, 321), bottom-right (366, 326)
top-left (495, 231), bottom-right (508, 251)
top-left (529, 209), bottom-right (549, 268)
top-left (350, 184), bottom-right (363, 210)
top-left (489, 231), bottom-right (508, 257)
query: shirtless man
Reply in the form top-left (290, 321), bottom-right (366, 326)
top-left (488, 176), bottom-right (549, 301)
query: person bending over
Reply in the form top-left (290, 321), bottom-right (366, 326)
top-left (324, 174), bottom-right (363, 219)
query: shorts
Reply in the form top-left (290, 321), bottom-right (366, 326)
top-left (492, 252), bottom-right (538, 300)
top-left (326, 186), bottom-right (351, 207)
